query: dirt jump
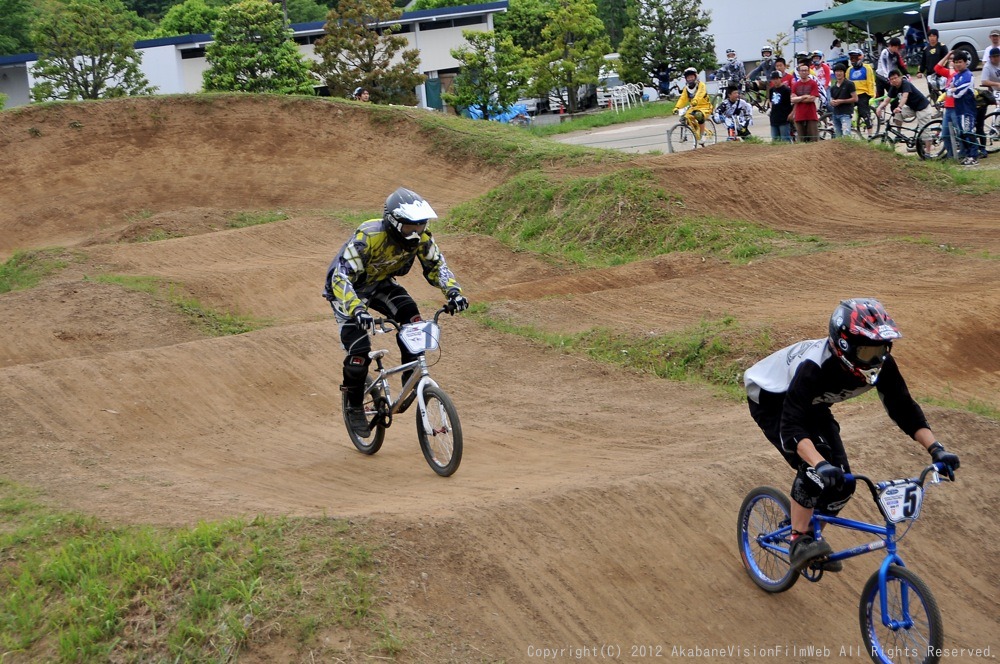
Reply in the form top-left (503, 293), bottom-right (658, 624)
top-left (1, 95), bottom-right (997, 662)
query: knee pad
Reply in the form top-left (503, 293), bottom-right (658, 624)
top-left (818, 478), bottom-right (856, 515)
top-left (691, 110), bottom-right (705, 123)
top-left (342, 354), bottom-right (371, 388)
top-left (791, 465), bottom-right (825, 509)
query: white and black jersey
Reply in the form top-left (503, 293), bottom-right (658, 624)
top-left (744, 339), bottom-right (929, 453)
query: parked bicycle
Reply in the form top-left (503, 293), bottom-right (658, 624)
top-left (738, 462), bottom-right (956, 664)
top-left (341, 305), bottom-right (463, 476)
top-left (869, 108), bottom-right (936, 155)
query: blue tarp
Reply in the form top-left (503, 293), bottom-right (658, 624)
top-left (463, 103), bottom-right (529, 123)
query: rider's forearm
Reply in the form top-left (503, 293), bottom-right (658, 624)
top-left (796, 439), bottom-right (826, 467)
top-left (914, 428), bottom-right (937, 451)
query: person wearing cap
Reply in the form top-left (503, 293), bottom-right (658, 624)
top-left (767, 70), bottom-right (793, 142)
top-left (981, 46), bottom-right (1000, 95)
top-left (984, 30), bottom-right (1000, 64)
top-left (876, 37), bottom-right (906, 97)
top-left (918, 29), bottom-right (949, 99)
top-left (828, 63), bottom-right (857, 137)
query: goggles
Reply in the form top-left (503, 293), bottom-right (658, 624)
top-left (855, 344), bottom-right (888, 364)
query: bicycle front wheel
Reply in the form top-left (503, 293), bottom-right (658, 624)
top-left (342, 376), bottom-right (386, 455)
top-left (737, 486), bottom-right (799, 593)
top-left (860, 565), bottom-right (943, 664)
top-left (416, 385), bottom-right (463, 476)
top-left (917, 120), bottom-right (945, 160)
top-left (667, 122), bottom-right (693, 153)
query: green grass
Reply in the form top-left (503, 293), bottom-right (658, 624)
top-left (0, 480), bottom-right (389, 662)
top-left (227, 210), bottom-right (289, 229)
top-left (470, 306), bottom-right (771, 398)
top-left (527, 100), bottom-right (677, 137)
top-left (919, 395), bottom-right (1000, 420)
top-left (90, 274), bottom-right (267, 336)
top-left (0, 249), bottom-right (69, 293)
top-left (444, 169), bottom-right (815, 267)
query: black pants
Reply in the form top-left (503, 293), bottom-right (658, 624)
top-left (339, 281), bottom-right (422, 404)
top-left (857, 93), bottom-right (873, 131)
top-left (749, 392), bottom-right (855, 514)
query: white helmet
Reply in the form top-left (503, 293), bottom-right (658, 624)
top-left (383, 187), bottom-right (437, 247)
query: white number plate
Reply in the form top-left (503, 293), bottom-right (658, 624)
top-left (878, 482), bottom-right (924, 523)
top-left (399, 321), bottom-right (440, 354)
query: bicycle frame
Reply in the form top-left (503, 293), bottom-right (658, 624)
top-left (369, 353), bottom-right (440, 435)
top-left (753, 464), bottom-right (946, 629)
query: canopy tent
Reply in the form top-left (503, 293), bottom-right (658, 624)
top-left (793, 0), bottom-right (924, 36)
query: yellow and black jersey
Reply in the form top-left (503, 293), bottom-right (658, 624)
top-left (325, 219), bottom-right (461, 318)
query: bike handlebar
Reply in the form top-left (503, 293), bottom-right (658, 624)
top-left (845, 462), bottom-right (954, 503)
top-left (369, 305), bottom-right (455, 335)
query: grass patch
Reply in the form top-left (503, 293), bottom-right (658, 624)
top-left (0, 480), bottom-right (390, 662)
top-left (444, 169), bottom-right (808, 266)
top-left (227, 210), bottom-right (289, 229)
top-left (471, 306), bottom-right (770, 398)
top-left (0, 249), bottom-right (69, 293)
top-left (919, 395), bottom-right (1000, 420)
top-left (527, 101), bottom-right (677, 137)
top-left (90, 274), bottom-right (266, 336)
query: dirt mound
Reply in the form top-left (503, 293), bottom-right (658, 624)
top-left (2, 96), bottom-right (998, 662)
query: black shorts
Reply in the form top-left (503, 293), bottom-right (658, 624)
top-left (748, 390), bottom-right (850, 473)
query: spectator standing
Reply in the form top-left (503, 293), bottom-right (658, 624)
top-left (774, 58), bottom-right (794, 87)
top-left (946, 51), bottom-right (978, 166)
top-left (829, 63), bottom-right (857, 137)
top-left (977, 48), bottom-right (1000, 159)
top-left (791, 63), bottom-right (821, 142)
top-left (918, 29), bottom-right (949, 99)
top-left (933, 52), bottom-right (959, 159)
top-left (768, 70), bottom-right (793, 142)
top-left (829, 39), bottom-right (844, 63)
top-left (876, 37), bottom-right (906, 97)
top-left (984, 30), bottom-right (1000, 63)
top-left (848, 48), bottom-right (877, 137)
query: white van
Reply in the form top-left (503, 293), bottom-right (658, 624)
top-left (928, 0), bottom-right (1000, 68)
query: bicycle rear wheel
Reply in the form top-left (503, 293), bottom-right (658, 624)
top-left (416, 385), bottom-right (462, 476)
top-left (737, 487), bottom-right (799, 593)
top-left (983, 111), bottom-right (1000, 155)
top-left (917, 120), bottom-right (945, 160)
top-left (342, 376), bottom-right (386, 454)
top-left (860, 565), bottom-right (943, 664)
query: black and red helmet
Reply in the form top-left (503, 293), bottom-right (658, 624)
top-left (828, 298), bottom-right (902, 384)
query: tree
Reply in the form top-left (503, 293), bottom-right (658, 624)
top-left (595, 0), bottom-right (628, 50)
top-left (154, 0), bottom-right (219, 36)
top-left (203, 0), bottom-right (316, 94)
top-left (30, 0), bottom-right (155, 101)
top-left (444, 29), bottom-right (526, 119)
top-left (287, 0), bottom-right (330, 23)
top-left (0, 0), bottom-right (33, 55)
top-left (618, 0), bottom-right (715, 86)
top-left (494, 0), bottom-right (556, 56)
top-left (312, 0), bottom-right (424, 104)
top-left (531, 0), bottom-right (611, 114)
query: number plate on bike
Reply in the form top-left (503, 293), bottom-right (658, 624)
top-left (399, 321), bottom-right (440, 354)
top-left (878, 482), bottom-right (924, 523)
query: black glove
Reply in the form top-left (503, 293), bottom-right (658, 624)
top-left (928, 442), bottom-right (960, 481)
top-left (812, 460), bottom-right (845, 490)
top-left (353, 310), bottom-right (376, 333)
top-left (446, 288), bottom-right (469, 314)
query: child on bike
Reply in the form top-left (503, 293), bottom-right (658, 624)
top-left (324, 187), bottom-right (469, 437)
top-left (675, 67), bottom-right (714, 145)
top-left (743, 298), bottom-right (960, 573)
top-left (713, 86), bottom-right (753, 139)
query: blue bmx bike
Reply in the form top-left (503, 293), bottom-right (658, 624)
top-left (738, 463), bottom-right (955, 664)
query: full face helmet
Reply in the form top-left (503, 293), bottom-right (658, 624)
top-left (683, 67), bottom-right (698, 88)
top-left (761, 46), bottom-right (773, 58)
top-left (828, 298), bottom-right (902, 384)
top-left (383, 187), bottom-right (437, 248)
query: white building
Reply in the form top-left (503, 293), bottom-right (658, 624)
top-left (0, 0), bottom-right (507, 109)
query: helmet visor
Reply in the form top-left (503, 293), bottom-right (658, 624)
top-left (855, 344), bottom-right (888, 364)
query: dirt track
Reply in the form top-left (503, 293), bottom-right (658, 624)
top-left (1, 96), bottom-right (998, 662)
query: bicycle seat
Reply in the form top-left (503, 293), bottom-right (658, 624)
top-left (368, 349), bottom-right (389, 360)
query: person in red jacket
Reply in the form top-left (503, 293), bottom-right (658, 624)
top-left (790, 63), bottom-right (820, 141)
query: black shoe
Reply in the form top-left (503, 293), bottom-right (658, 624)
top-left (789, 535), bottom-right (833, 573)
top-left (819, 558), bottom-right (843, 573)
top-left (346, 406), bottom-right (371, 437)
